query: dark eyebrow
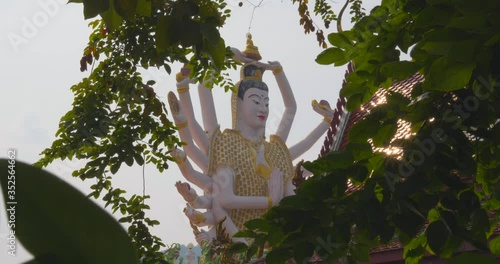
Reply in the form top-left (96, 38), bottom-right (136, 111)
top-left (247, 94), bottom-right (263, 99)
top-left (264, 97), bottom-right (269, 102)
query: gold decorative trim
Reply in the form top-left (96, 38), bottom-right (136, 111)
top-left (175, 153), bottom-right (187, 166)
top-left (176, 72), bottom-right (185, 82)
top-left (177, 120), bottom-right (188, 129)
top-left (231, 92), bottom-right (238, 129)
top-left (272, 66), bottom-right (283, 76)
top-left (177, 86), bottom-right (189, 94)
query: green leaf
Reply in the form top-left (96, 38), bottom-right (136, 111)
top-left (404, 244), bottom-right (425, 264)
top-left (403, 234), bottom-right (425, 261)
top-left (414, 5), bottom-right (453, 29)
top-left (471, 208), bottom-right (490, 235)
top-left (136, 0), bottom-right (151, 17)
top-left (449, 14), bottom-right (487, 30)
top-left (327, 32), bottom-right (352, 49)
top-left (268, 228), bottom-right (286, 246)
top-left (344, 142), bottom-right (373, 160)
top-left (347, 165), bottom-right (369, 184)
top-left (125, 154), bottom-right (134, 166)
top-left (114, 0), bottom-right (137, 20)
top-left (315, 151), bottom-right (354, 169)
top-left (82, 0), bottom-right (110, 19)
top-left (100, 0), bottom-right (123, 31)
top-left (448, 40), bottom-right (478, 63)
top-left (489, 236), bottom-right (500, 254)
top-left (110, 162), bottom-right (121, 174)
top-left (370, 5), bottom-right (389, 20)
top-left (0, 159), bottom-right (138, 264)
top-left (266, 248), bottom-right (292, 264)
top-left (428, 208), bottom-right (440, 222)
top-left (228, 242), bottom-right (248, 254)
top-left (448, 252), bottom-right (499, 264)
top-left (426, 220), bottom-right (450, 255)
top-left (156, 16), bottom-right (176, 52)
top-left (349, 118), bottom-right (379, 143)
top-left (352, 243), bottom-right (370, 262)
top-left (316, 47), bottom-right (346, 66)
top-left (243, 218), bottom-right (271, 232)
top-left (202, 37), bottom-right (226, 71)
top-left (292, 243), bottom-right (315, 263)
top-left (134, 153), bottom-right (144, 166)
top-left (422, 28), bottom-right (470, 43)
top-left (233, 230), bottom-right (258, 238)
top-left (346, 93), bottom-right (365, 112)
top-left (380, 61), bottom-right (419, 81)
top-left (372, 123), bottom-right (398, 147)
top-left (424, 56), bottom-right (475, 91)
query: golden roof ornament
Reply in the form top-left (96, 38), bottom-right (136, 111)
top-left (242, 33), bottom-right (262, 61)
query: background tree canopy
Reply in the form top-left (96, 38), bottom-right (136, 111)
top-left (32, 0), bottom-right (500, 263)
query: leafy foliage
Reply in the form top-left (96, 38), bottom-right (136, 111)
top-left (0, 159), bottom-right (139, 264)
top-left (241, 0), bottom-right (500, 263)
top-left (36, 0), bottom-right (236, 262)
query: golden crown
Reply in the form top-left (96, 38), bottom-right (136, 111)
top-left (240, 64), bottom-right (264, 81)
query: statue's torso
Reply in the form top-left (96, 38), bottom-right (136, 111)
top-left (208, 128), bottom-right (294, 230)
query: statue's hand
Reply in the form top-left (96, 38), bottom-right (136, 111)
top-left (172, 147), bottom-right (187, 163)
top-left (267, 167), bottom-right (284, 206)
top-left (167, 92), bottom-right (187, 124)
top-left (195, 230), bottom-right (213, 245)
top-left (247, 60), bottom-right (282, 72)
top-left (176, 67), bottom-right (194, 88)
top-left (264, 61), bottom-right (282, 71)
top-left (176, 181), bottom-right (196, 202)
top-left (312, 99), bottom-right (334, 119)
top-left (184, 203), bottom-right (206, 225)
top-left (230, 47), bottom-right (254, 64)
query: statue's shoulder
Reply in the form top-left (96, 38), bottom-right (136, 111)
top-left (269, 134), bottom-right (287, 147)
top-left (209, 128), bottom-right (240, 147)
top-left (207, 128), bottom-right (240, 173)
top-left (221, 128), bottom-right (239, 136)
top-left (268, 134), bottom-right (292, 159)
top-left (221, 129), bottom-right (242, 141)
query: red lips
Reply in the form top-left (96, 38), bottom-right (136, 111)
top-left (257, 115), bottom-right (266, 120)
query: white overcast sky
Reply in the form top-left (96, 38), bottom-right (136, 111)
top-left (0, 0), bottom-right (376, 263)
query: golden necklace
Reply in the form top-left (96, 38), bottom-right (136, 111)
top-left (236, 131), bottom-right (272, 180)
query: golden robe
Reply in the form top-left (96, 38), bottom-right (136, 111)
top-left (207, 128), bottom-right (294, 230)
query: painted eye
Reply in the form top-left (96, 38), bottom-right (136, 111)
top-left (253, 100), bottom-right (260, 105)
top-left (265, 103), bottom-right (269, 107)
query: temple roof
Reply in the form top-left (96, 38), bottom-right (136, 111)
top-left (316, 66), bottom-right (499, 260)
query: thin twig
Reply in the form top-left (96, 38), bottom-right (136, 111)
top-left (247, 0), bottom-right (265, 33)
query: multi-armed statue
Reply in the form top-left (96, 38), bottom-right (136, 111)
top-left (167, 34), bottom-right (335, 244)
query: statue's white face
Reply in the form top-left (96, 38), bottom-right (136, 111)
top-left (240, 87), bottom-right (269, 130)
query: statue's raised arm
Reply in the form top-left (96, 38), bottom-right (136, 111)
top-left (175, 70), bottom-right (210, 155)
top-left (289, 100), bottom-right (335, 160)
top-left (266, 60), bottom-right (296, 142)
top-left (197, 75), bottom-right (218, 137)
top-left (168, 91), bottom-right (208, 172)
